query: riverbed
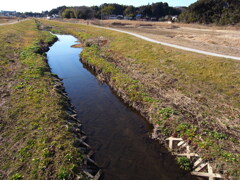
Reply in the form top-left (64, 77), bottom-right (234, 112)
top-left (47, 34), bottom-right (195, 180)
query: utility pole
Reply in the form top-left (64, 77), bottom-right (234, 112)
top-left (101, 4), bottom-right (103, 25)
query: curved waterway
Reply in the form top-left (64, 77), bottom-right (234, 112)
top-left (47, 34), bottom-right (196, 180)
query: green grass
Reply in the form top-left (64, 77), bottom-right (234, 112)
top-left (159, 108), bottom-right (174, 120)
top-left (39, 19), bottom-right (240, 177)
top-left (176, 157), bottom-right (192, 171)
top-left (0, 20), bottom-right (87, 179)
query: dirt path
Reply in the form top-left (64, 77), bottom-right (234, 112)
top-left (0, 20), bottom-right (25, 26)
top-left (92, 25), bottom-right (240, 61)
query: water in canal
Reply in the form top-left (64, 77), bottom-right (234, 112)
top-left (47, 34), bottom-right (195, 180)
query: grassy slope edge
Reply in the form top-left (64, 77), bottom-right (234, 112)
top-left (39, 19), bottom-right (240, 178)
top-left (0, 20), bottom-right (87, 179)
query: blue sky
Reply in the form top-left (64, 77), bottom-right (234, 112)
top-left (1, 0), bottom-right (197, 13)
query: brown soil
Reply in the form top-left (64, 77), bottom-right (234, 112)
top-left (71, 43), bottom-right (83, 48)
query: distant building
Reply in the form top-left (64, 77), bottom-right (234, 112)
top-left (150, 17), bottom-right (157, 21)
top-left (0, 10), bottom-right (17, 16)
top-left (52, 14), bottom-right (59, 18)
top-left (117, 15), bottom-right (123, 19)
top-left (46, 14), bottom-right (59, 20)
top-left (124, 16), bottom-right (132, 20)
top-left (108, 15), bottom-right (118, 19)
top-left (136, 14), bottom-right (143, 20)
top-left (171, 15), bottom-right (178, 22)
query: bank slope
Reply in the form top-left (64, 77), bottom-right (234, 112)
top-left (40, 19), bottom-right (240, 178)
top-left (0, 20), bottom-right (88, 179)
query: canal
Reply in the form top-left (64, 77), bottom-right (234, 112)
top-left (47, 34), bottom-right (195, 180)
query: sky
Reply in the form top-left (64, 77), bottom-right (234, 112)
top-left (1, 0), bottom-right (197, 13)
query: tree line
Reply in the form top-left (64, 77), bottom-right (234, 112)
top-left (179, 0), bottom-right (240, 25)
top-left (20, 0), bottom-right (240, 25)
top-left (48, 3), bottom-right (181, 20)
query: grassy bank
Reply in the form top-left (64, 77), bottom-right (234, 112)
top-left (39, 19), bottom-right (240, 178)
top-left (0, 20), bottom-right (88, 179)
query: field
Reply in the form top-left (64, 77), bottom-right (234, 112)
top-left (64, 19), bottom-right (240, 57)
top-left (40, 19), bottom-right (240, 178)
top-left (0, 20), bottom-right (87, 179)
